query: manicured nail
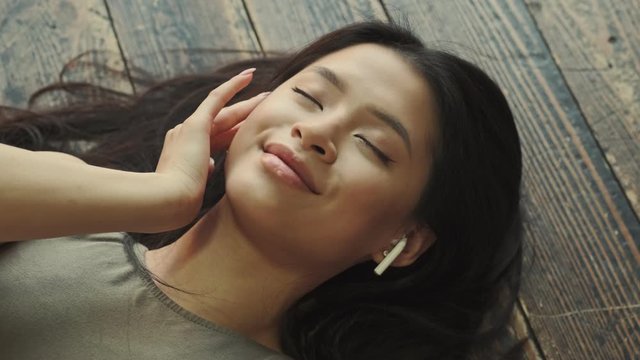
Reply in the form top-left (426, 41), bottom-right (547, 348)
top-left (238, 68), bottom-right (256, 76)
top-left (259, 91), bottom-right (271, 97)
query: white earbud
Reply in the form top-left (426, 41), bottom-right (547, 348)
top-left (374, 235), bottom-right (408, 275)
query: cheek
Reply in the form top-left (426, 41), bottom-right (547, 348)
top-left (318, 169), bottom-right (412, 245)
top-left (244, 92), bottom-right (293, 127)
top-left (302, 178), bottom-right (411, 265)
top-left (226, 96), bottom-right (291, 150)
top-left (227, 104), bottom-right (267, 150)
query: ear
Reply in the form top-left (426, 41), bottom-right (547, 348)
top-left (371, 225), bottom-right (437, 268)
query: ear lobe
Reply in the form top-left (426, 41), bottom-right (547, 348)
top-left (372, 225), bottom-right (437, 268)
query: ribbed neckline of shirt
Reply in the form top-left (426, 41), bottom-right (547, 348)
top-left (121, 233), bottom-right (275, 348)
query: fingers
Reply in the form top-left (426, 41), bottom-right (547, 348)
top-left (210, 125), bottom-right (241, 153)
top-left (184, 68), bottom-right (257, 133)
top-left (211, 91), bottom-right (269, 135)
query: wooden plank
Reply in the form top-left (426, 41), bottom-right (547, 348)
top-left (0, 0), bottom-right (131, 108)
top-left (385, 0), bottom-right (640, 359)
top-left (513, 302), bottom-right (544, 360)
top-left (246, 0), bottom-right (531, 358)
top-left (524, 0), bottom-right (640, 225)
top-left (244, 0), bottom-right (387, 53)
top-left (105, 0), bottom-right (261, 92)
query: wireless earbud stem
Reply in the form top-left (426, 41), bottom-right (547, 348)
top-left (374, 236), bottom-right (408, 275)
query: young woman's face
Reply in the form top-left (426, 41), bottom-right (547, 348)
top-left (225, 43), bottom-right (438, 270)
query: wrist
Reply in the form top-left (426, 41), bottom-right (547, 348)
top-left (136, 173), bottom-right (203, 233)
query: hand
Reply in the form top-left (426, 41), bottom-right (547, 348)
top-left (154, 68), bottom-right (268, 224)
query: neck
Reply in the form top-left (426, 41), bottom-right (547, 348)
top-left (144, 197), bottom-right (319, 352)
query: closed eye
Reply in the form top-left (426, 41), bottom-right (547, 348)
top-left (292, 87), bottom-right (323, 111)
top-left (354, 135), bottom-right (394, 166)
top-left (292, 86), bottom-right (393, 166)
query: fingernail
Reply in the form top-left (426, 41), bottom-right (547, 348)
top-left (238, 68), bottom-right (256, 76)
top-left (259, 91), bottom-right (271, 97)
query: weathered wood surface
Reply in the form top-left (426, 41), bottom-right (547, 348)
top-left (244, 0), bottom-right (387, 52)
top-left (0, 0), bottom-right (131, 108)
top-left (524, 0), bottom-right (640, 223)
top-left (105, 0), bottom-right (260, 92)
top-left (385, 0), bottom-right (640, 359)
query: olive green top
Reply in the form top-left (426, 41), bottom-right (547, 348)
top-left (0, 232), bottom-right (292, 360)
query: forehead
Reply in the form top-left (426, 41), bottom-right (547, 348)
top-left (298, 43), bottom-right (437, 159)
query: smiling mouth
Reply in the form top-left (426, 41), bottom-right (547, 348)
top-left (261, 143), bottom-right (319, 194)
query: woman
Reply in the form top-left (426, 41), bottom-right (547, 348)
top-left (0, 21), bottom-right (525, 359)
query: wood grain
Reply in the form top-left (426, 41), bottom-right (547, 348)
top-left (0, 0), bottom-right (131, 108)
top-left (383, 0), bottom-right (640, 358)
top-left (105, 0), bottom-right (260, 92)
top-left (244, 0), bottom-right (387, 53)
top-left (524, 0), bottom-right (640, 223)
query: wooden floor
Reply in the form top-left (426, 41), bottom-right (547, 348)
top-left (1, 1), bottom-right (638, 359)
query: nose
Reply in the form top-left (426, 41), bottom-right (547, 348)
top-left (291, 119), bottom-right (338, 163)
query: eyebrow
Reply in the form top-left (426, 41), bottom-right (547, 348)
top-left (309, 66), bottom-right (413, 156)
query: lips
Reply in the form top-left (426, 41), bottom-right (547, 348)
top-left (263, 143), bottom-right (319, 194)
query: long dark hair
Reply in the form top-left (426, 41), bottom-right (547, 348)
top-left (0, 21), bottom-right (526, 359)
